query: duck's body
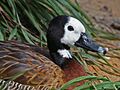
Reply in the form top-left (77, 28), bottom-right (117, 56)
top-left (0, 41), bottom-right (64, 89)
top-left (0, 41), bottom-right (87, 90)
top-left (0, 16), bottom-right (107, 90)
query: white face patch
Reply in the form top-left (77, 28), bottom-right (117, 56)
top-left (61, 17), bottom-right (85, 45)
top-left (57, 49), bottom-right (72, 59)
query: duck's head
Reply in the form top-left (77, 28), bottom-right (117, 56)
top-left (47, 15), bottom-right (108, 67)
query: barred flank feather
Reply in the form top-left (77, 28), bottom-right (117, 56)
top-left (0, 79), bottom-right (35, 90)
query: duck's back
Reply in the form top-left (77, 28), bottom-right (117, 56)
top-left (0, 41), bottom-right (64, 89)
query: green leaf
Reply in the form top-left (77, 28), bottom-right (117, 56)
top-left (21, 29), bottom-right (34, 45)
top-left (60, 76), bottom-right (109, 90)
top-left (8, 27), bottom-right (17, 40)
top-left (0, 29), bottom-right (4, 41)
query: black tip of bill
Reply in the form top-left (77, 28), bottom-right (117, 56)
top-left (98, 47), bottom-right (108, 55)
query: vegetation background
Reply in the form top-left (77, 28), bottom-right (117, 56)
top-left (0, 0), bottom-right (120, 90)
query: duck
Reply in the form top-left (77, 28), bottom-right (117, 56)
top-left (0, 15), bottom-right (108, 90)
top-left (47, 15), bottom-right (108, 67)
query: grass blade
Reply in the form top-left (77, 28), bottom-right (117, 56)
top-left (8, 27), bottom-right (17, 40)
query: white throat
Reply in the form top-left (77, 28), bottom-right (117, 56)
top-left (57, 49), bottom-right (72, 59)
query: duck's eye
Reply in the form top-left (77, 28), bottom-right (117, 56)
top-left (67, 26), bottom-right (74, 31)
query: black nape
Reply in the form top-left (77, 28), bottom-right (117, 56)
top-left (47, 15), bottom-right (71, 68)
top-left (50, 52), bottom-right (70, 68)
top-left (47, 16), bottom-right (69, 52)
top-left (62, 44), bottom-right (70, 50)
